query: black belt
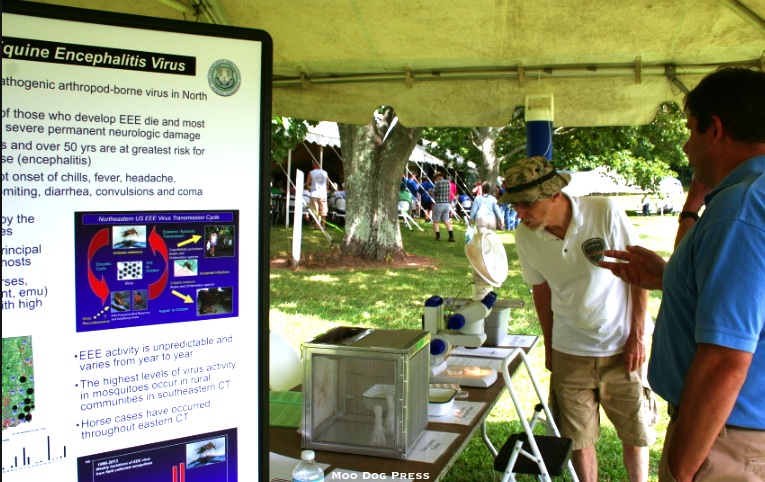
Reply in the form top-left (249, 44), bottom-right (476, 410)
top-left (667, 403), bottom-right (679, 420)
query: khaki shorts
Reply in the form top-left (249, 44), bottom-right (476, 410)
top-left (550, 350), bottom-right (657, 450)
top-left (310, 197), bottom-right (328, 217)
top-left (659, 419), bottom-right (765, 481)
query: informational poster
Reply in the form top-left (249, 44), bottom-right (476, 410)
top-left (2, 3), bottom-right (271, 481)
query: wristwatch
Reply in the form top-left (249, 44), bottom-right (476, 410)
top-left (678, 211), bottom-right (700, 222)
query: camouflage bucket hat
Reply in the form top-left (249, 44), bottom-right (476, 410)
top-left (497, 156), bottom-right (571, 204)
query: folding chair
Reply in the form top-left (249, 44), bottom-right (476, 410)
top-left (450, 203), bottom-right (469, 224)
top-left (328, 195), bottom-right (338, 220)
top-left (459, 198), bottom-right (472, 217)
top-left (487, 348), bottom-right (578, 482)
top-left (333, 197), bottom-right (346, 225)
top-left (398, 201), bottom-right (424, 231)
top-left (270, 195), bottom-right (285, 227)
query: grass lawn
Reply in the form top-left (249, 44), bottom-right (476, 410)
top-left (269, 204), bottom-right (680, 481)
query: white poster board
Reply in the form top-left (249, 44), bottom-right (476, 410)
top-left (2, 3), bottom-right (271, 480)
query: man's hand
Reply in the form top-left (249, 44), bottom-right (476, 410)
top-left (599, 245), bottom-right (667, 291)
top-left (674, 178), bottom-right (710, 248)
top-left (623, 332), bottom-right (646, 372)
top-left (682, 178), bottom-right (710, 214)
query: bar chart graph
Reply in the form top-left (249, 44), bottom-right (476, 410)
top-left (2, 434), bottom-right (67, 474)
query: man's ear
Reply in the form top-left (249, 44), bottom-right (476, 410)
top-left (709, 115), bottom-right (725, 142)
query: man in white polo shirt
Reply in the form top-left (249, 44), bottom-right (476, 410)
top-left (498, 156), bottom-right (655, 482)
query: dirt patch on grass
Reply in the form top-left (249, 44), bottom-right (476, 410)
top-left (270, 250), bottom-right (438, 271)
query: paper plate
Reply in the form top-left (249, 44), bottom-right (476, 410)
top-left (465, 229), bottom-right (508, 287)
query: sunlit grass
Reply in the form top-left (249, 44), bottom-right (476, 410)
top-left (270, 207), bottom-right (678, 481)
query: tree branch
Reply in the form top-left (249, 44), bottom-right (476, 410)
top-left (470, 128), bottom-right (481, 149)
top-left (498, 144), bottom-right (526, 164)
top-left (553, 126), bottom-right (578, 136)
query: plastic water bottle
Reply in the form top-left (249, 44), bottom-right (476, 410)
top-left (292, 450), bottom-right (324, 482)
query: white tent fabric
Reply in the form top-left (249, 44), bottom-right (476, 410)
top-left (409, 146), bottom-right (444, 167)
top-left (562, 167), bottom-right (644, 197)
top-left (304, 122), bottom-right (341, 148)
top-left (659, 177), bottom-right (684, 196)
top-left (33, 0), bottom-right (765, 127)
top-left (306, 122), bottom-right (445, 166)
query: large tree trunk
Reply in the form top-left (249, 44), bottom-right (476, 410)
top-left (338, 110), bottom-right (423, 261)
top-left (473, 127), bottom-right (502, 185)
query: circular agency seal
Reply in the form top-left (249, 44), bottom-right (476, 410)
top-left (208, 59), bottom-right (241, 96)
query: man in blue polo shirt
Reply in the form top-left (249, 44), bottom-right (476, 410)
top-left (406, 172), bottom-right (420, 217)
top-left (600, 67), bottom-right (764, 482)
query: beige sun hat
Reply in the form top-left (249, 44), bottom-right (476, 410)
top-left (497, 156), bottom-right (571, 204)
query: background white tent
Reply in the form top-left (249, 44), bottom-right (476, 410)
top-left (659, 177), bottom-right (685, 196)
top-left (305, 122), bottom-right (444, 167)
top-left (562, 167), bottom-right (644, 197)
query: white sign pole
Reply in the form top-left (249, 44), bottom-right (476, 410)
top-left (292, 170), bottom-right (304, 266)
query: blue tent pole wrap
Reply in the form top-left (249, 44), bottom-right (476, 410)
top-left (525, 94), bottom-right (554, 160)
top-left (525, 121), bottom-right (553, 159)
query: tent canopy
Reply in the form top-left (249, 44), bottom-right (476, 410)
top-left (29, 0), bottom-right (765, 126)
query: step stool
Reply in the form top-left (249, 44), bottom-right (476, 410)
top-left (484, 348), bottom-right (579, 482)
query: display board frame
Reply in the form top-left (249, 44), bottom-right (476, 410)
top-left (2, 2), bottom-right (272, 480)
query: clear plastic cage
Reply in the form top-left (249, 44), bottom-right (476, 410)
top-left (301, 327), bottom-right (430, 458)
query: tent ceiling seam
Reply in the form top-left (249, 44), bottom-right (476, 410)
top-left (273, 60), bottom-right (762, 88)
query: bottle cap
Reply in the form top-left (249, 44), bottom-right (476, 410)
top-left (300, 450), bottom-right (315, 461)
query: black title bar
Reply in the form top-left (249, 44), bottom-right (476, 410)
top-left (2, 36), bottom-right (196, 76)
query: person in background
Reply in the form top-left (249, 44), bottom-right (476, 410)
top-left (505, 205), bottom-right (519, 230)
top-left (406, 172), bottom-right (420, 217)
top-left (641, 194), bottom-right (651, 216)
top-left (660, 195), bottom-right (674, 215)
top-left (496, 180), bottom-right (512, 229)
top-left (305, 159), bottom-right (331, 230)
top-left (419, 175), bottom-right (434, 222)
top-left (498, 156), bottom-right (655, 482)
top-left (448, 176), bottom-right (457, 217)
top-left (470, 181), bottom-right (504, 230)
top-left (270, 180), bottom-right (285, 196)
top-left (406, 172), bottom-right (419, 198)
top-left (432, 172), bottom-right (455, 242)
top-left (600, 67), bottom-right (764, 482)
top-left (335, 182), bottom-right (346, 199)
top-left (398, 184), bottom-right (414, 205)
